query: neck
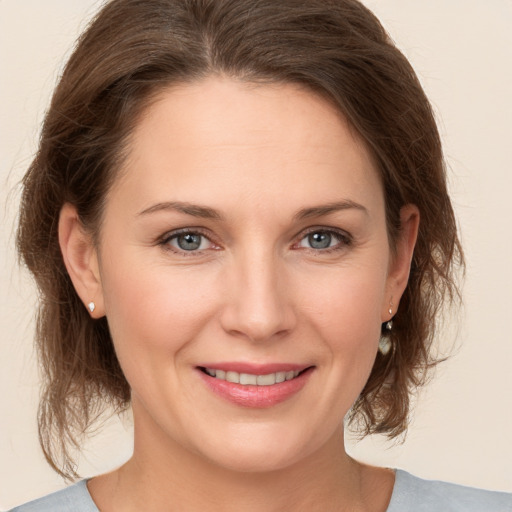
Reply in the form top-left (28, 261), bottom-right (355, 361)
top-left (89, 405), bottom-right (393, 512)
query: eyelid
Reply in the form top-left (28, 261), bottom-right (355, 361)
top-left (158, 227), bottom-right (221, 254)
top-left (293, 226), bottom-right (353, 251)
top-left (157, 225), bottom-right (352, 255)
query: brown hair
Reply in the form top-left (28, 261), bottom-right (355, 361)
top-left (17, 0), bottom-right (463, 479)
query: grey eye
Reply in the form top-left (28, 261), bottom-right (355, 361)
top-left (307, 232), bottom-right (333, 249)
top-left (179, 233), bottom-right (201, 250)
top-left (171, 233), bottom-right (207, 251)
top-left (298, 230), bottom-right (349, 251)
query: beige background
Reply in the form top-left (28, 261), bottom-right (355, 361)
top-left (1, 0), bottom-right (511, 509)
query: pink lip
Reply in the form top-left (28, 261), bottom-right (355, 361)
top-left (197, 364), bottom-right (314, 408)
top-left (199, 362), bottom-right (308, 374)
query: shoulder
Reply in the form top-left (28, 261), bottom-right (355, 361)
top-left (8, 480), bottom-right (98, 512)
top-left (388, 469), bottom-right (512, 512)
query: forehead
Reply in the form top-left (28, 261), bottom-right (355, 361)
top-left (109, 77), bottom-right (383, 217)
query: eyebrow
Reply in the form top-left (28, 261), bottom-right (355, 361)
top-left (137, 199), bottom-right (367, 221)
top-left (137, 201), bottom-right (223, 220)
top-left (293, 200), bottom-right (368, 220)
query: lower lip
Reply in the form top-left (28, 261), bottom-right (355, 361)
top-left (198, 368), bottom-right (314, 408)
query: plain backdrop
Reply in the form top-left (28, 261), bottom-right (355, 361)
top-left (1, 0), bottom-right (511, 509)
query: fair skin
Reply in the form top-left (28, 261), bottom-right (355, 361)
top-left (59, 77), bottom-right (419, 511)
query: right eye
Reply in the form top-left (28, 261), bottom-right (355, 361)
top-left (162, 231), bottom-right (214, 253)
top-left (300, 231), bottom-right (337, 250)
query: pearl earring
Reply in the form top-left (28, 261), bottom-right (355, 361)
top-left (88, 302), bottom-right (96, 313)
top-left (378, 337), bottom-right (392, 356)
top-left (379, 300), bottom-right (394, 355)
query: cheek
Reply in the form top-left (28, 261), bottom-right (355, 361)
top-left (298, 262), bottom-right (387, 341)
top-left (295, 262), bottom-right (387, 395)
top-left (99, 255), bottom-right (221, 365)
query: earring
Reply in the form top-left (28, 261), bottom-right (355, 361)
top-left (378, 337), bottom-right (392, 356)
top-left (386, 298), bottom-right (394, 330)
top-left (88, 302), bottom-right (96, 313)
top-left (379, 300), bottom-right (394, 355)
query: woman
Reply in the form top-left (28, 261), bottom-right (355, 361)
top-left (8, 0), bottom-right (512, 510)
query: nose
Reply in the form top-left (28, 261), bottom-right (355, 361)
top-left (220, 250), bottom-right (297, 343)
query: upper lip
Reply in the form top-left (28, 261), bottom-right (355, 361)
top-left (197, 362), bottom-right (312, 374)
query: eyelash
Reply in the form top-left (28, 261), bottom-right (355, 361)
top-left (295, 227), bottom-right (352, 254)
top-left (159, 228), bottom-right (218, 256)
top-left (158, 227), bottom-right (352, 256)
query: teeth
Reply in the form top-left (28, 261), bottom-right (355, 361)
top-left (240, 373), bottom-right (257, 385)
top-left (204, 368), bottom-right (301, 386)
top-left (276, 371), bottom-right (286, 383)
top-left (257, 373), bottom-right (275, 385)
top-left (226, 371), bottom-right (239, 383)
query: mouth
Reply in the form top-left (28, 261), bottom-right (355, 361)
top-left (197, 363), bottom-right (315, 407)
top-left (199, 367), bottom-right (307, 386)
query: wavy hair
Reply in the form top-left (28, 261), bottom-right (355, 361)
top-left (17, 0), bottom-right (463, 479)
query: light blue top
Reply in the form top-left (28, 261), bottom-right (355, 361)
top-left (9, 469), bottom-right (512, 511)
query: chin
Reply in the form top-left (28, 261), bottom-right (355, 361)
top-left (193, 423), bottom-right (325, 474)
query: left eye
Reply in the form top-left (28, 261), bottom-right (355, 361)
top-left (298, 231), bottom-right (345, 250)
top-left (167, 232), bottom-right (212, 251)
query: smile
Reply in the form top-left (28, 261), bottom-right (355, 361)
top-left (198, 364), bottom-right (314, 407)
top-left (201, 368), bottom-right (302, 386)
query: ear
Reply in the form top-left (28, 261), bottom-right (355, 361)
top-left (58, 203), bottom-right (105, 318)
top-left (382, 204), bottom-right (420, 321)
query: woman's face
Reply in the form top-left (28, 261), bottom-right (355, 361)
top-left (87, 77), bottom-right (415, 472)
